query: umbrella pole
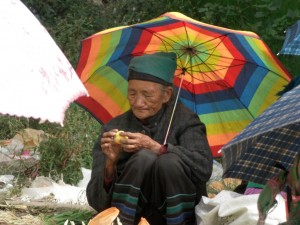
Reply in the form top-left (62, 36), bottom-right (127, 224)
top-left (163, 72), bottom-right (185, 145)
top-left (163, 56), bottom-right (189, 145)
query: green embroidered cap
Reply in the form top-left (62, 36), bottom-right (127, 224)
top-left (128, 52), bottom-right (177, 85)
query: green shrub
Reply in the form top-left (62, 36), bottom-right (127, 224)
top-left (37, 104), bottom-right (100, 185)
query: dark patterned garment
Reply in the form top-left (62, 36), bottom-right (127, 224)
top-left (86, 100), bottom-right (213, 225)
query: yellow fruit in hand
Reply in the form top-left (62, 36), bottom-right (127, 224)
top-left (113, 131), bottom-right (128, 144)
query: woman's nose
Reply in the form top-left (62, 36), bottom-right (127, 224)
top-left (133, 95), bottom-right (145, 106)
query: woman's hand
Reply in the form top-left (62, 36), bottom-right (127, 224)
top-left (121, 131), bottom-right (161, 154)
top-left (101, 129), bottom-right (123, 165)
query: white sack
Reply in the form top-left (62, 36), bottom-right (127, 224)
top-left (195, 190), bottom-right (287, 225)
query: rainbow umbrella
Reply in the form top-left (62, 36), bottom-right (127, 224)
top-left (76, 12), bottom-right (291, 157)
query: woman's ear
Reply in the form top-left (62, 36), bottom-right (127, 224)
top-left (162, 86), bottom-right (173, 103)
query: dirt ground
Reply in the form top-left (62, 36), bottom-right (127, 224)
top-left (0, 200), bottom-right (96, 225)
top-left (0, 210), bottom-right (43, 225)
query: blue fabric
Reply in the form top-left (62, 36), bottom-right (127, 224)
top-left (278, 20), bottom-right (300, 55)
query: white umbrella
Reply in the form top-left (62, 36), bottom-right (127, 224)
top-left (0, 0), bottom-right (88, 126)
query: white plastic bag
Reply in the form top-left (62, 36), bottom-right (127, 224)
top-left (195, 190), bottom-right (287, 225)
top-left (21, 176), bottom-right (88, 205)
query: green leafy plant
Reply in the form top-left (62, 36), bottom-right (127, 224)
top-left (38, 104), bottom-right (100, 185)
top-left (43, 209), bottom-right (95, 225)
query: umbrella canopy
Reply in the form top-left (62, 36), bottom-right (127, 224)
top-left (76, 12), bottom-right (291, 157)
top-left (221, 82), bottom-right (300, 185)
top-left (278, 19), bottom-right (300, 55)
top-left (0, 0), bottom-right (88, 126)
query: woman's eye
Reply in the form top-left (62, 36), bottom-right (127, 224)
top-left (143, 92), bottom-right (154, 97)
top-left (144, 94), bottom-right (153, 98)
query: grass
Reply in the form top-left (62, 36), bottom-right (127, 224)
top-left (43, 210), bottom-right (95, 225)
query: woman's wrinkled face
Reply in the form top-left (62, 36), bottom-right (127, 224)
top-left (127, 80), bottom-right (172, 122)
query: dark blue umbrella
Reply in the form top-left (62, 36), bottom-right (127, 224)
top-left (278, 20), bottom-right (300, 56)
top-left (221, 81), bottom-right (300, 185)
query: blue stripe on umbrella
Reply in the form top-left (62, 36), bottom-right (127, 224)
top-left (180, 98), bottom-right (247, 114)
top-left (239, 66), bottom-right (269, 106)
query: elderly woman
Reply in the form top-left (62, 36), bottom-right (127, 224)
top-left (86, 52), bottom-right (213, 225)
